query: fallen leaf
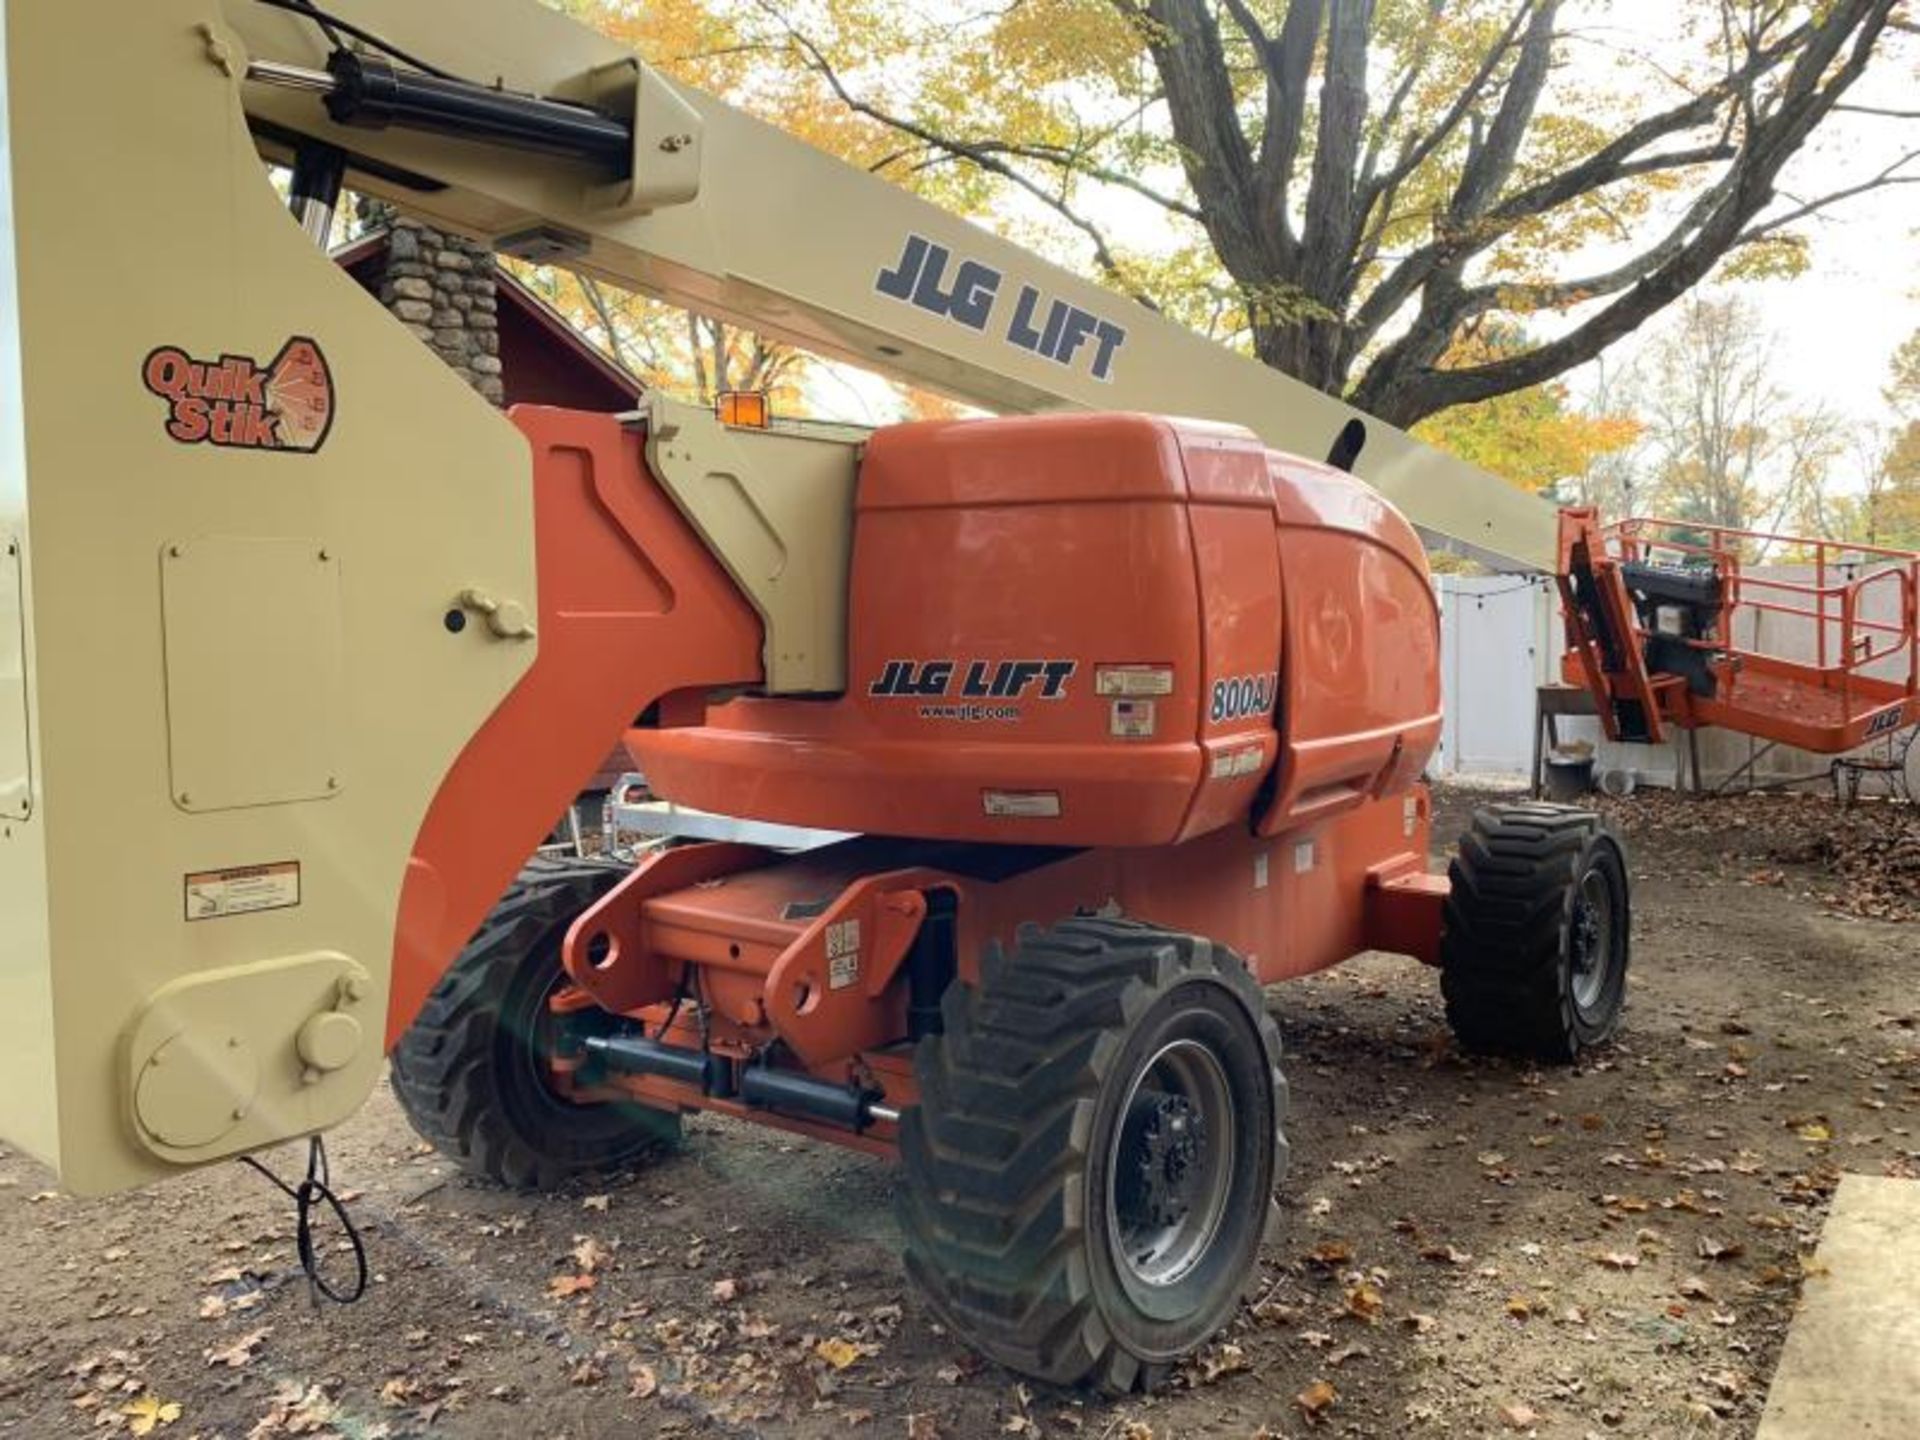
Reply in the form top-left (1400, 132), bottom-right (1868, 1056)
top-left (205, 1328), bottom-right (269, 1369)
top-left (1696, 1236), bottom-right (1746, 1262)
top-left (570, 1235), bottom-right (613, 1274)
top-left (1327, 1342), bottom-right (1370, 1368)
top-left (1401, 1313), bottom-right (1438, 1334)
top-left (1679, 1276), bottom-right (1715, 1300)
top-left (120, 1395), bottom-right (182, 1436)
top-left (1595, 1251), bottom-right (1641, 1271)
top-left (1505, 1295), bottom-right (1532, 1319)
top-left (1797, 1122), bottom-right (1832, 1143)
top-left (1295, 1379), bottom-right (1337, 1420)
top-left (906, 1414), bottom-right (943, 1440)
top-left (1344, 1283), bottom-right (1384, 1323)
top-left (1307, 1240), bottom-right (1354, 1267)
top-left (548, 1273), bottom-right (597, 1299)
top-left (1420, 1243), bottom-right (1471, 1266)
top-left (711, 1277), bottom-right (741, 1303)
top-left (816, 1337), bottom-right (862, 1371)
top-left (1499, 1401), bottom-right (1541, 1429)
top-left (628, 1364), bottom-right (658, 1399)
top-left (1196, 1342), bottom-right (1249, 1382)
top-left (581, 1194), bottom-right (611, 1213)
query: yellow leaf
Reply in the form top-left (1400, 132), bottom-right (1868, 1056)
top-left (120, 1394), bottom-right (183, 1436)
top-left (814, 1337), bottom-right (861, 1370)
top-left (1796, 1122), bottom-right (1831, 1142)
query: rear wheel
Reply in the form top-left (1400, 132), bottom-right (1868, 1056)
top-left (1441, 803), bottom-right (1630, 1062)
top-left (897, 918), bottom-right (1286, 1394)
top-left (391, 855), bottom-right (681, 1189)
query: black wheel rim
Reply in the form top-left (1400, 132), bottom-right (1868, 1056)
top-left (1568, 865), bottom-right (1615, 1016)
top-left (500, 941), bottom-right (619, 1131)
top-left (1105, 1039), bottom-right (1237, 1293)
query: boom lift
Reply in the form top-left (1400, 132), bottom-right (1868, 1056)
top-left (0, 0), bottom-right (1628, 1390)
top-left (1557, 509), bottom-right (1920, 756)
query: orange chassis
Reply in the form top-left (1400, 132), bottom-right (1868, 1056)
top-left (548, 795), bottom-right (1445, 1160)
top-left (388, 406), bottom-right (1450, 1162)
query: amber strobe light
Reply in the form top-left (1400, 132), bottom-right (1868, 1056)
top-left (717, 391), bottom-right (771, 428)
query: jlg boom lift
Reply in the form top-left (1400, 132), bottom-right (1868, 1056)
top-left (0, 0), bottom-right (1632, 1390)
top-left (1557, 510), bottom-right (1920, 763)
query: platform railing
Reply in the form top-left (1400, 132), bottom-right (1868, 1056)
top-left (1598, 517), bottom-right (1920, 703)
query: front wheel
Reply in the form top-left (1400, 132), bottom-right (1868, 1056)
top-left (897, 918), bottom-right (1287, 1394)
top-left (1441, 803), bottom-right (1630, 1062)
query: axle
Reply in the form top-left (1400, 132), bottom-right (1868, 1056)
top-left (579, 1032), bottom-right (899, 1132)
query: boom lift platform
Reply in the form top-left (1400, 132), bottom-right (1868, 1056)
top-left (1557, 509), bottom-right (1920, 754)
top-left (0, 0), bottom-right (1616, 1391)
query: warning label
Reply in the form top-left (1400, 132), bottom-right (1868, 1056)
top-left (825, 918), bottom-right (861, 989)
top-left (185, 861), bottom-right (301, 921)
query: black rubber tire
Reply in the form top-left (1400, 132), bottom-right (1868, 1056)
top-left (1440, 803), bottom-right (1631, 1062)
top-left (390, 855), bottom-right (681, 1189)
top-left (897, 917), bottom-right (1287, 1394)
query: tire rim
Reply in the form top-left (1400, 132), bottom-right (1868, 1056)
top-left (1569, 866), bottom-right (1614, 1014)
top-left (1106, 1039), bottom-right (1236, 1290)
top-left (506, 950), bottom-right (612, 1120)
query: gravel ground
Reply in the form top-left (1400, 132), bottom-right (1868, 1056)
top-left (1, 784), bottom-right (1915, 1440)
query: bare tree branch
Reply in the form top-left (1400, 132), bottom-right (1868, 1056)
top-left (762, 4), bottom-right (1163, 307)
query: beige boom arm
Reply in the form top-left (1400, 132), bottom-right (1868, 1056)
top-left (221, 0), bottom-right (1552, 572)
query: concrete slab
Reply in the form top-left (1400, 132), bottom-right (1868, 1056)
top-left (1757, 1173), bottom-right (1920, 1438)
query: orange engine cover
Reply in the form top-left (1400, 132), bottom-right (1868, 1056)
top-left (631, 413), bottom-right (1439, 847)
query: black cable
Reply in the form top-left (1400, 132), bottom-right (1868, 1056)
top-left (285, 0), bottom-right (341, 49)
top-left (254, 0), bottom-right (461, 81)
top-left (238, 1135), bottom-right (369, 1306)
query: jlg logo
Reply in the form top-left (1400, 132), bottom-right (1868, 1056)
top-left (1865, 705), bottom-right (1908, 738)
top-left (870, 658), bottom-right (1077, 701)
top-left (142, 337), bottom-right (335, 453)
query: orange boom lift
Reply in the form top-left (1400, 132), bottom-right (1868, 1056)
top-left (1556, 509), bottom-right (1920, 755)
top-left (0, 0), bottom-right (1627, 1394)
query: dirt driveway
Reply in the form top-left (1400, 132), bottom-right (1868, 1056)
top-left (1, 786), bottom-right (1915, 1439)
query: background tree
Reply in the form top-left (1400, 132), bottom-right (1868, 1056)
top-left (681, 0), bottom-right (1919, 426)
top-left (1637, 293), bottom-right (1843, 542)
top-left (1562, 355), bottom-right (1650, 516)
top-left (519, 266), bottom-right (806, 406)
top-left (1856, 329), bottom-right (1920, 545)
top-left (1409, 321), bottom-right (1639, 492)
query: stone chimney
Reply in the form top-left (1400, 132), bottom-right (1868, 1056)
top-left (357, 198), bottom-right (504, 405)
